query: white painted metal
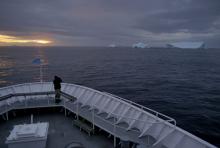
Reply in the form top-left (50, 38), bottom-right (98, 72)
top-left (6, 122), bottom-right (49, 148)
top-left (0, 82), bottom-right (217, 148)
top-left (81, 92), bottom-right (96, 108)
top-left (127, 111), bottom-right (142, 130)
top-left (97, 97), bottom-right (111, 114)
top-left (116, 106), bottom-right (131, 124)
top-left (106, 101), bottom-right (120, 119)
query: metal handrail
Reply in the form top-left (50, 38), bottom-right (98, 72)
top-left (0, 91), bottom-right (75, 101)
top-left (0, 91), bottom-right (175, 125)
top-left (0, 91), bottom-right (170, 147)
top-left (103, 92), bottom-right (176, 125)
top-left (0, 91), bottom-right (163, 139)
top-left (91, 103), bottom-right (175, 125)
top-left (0, 91), bottom-right (55, 101)
top-left (0, 82), bottom-right (175, 124)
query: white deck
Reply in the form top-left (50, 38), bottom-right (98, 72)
top-left (0, 82), bottom-right (217, 148)
top-left (0, 110), bottom-right (113, 148)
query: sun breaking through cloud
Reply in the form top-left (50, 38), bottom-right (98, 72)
top-left (0, 34), bottom-right (52, 45)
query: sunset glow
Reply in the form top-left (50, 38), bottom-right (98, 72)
top-left (0, 34), bottom-right (52, 45)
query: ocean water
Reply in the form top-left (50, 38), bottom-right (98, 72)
top-left (0, 46), bottom-right (220, 146)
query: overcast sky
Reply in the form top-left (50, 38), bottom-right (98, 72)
top-left (0, 0), bottom-right (220, 47)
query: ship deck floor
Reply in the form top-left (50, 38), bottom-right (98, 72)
top-left (0, 108), bottom-right (114, 148)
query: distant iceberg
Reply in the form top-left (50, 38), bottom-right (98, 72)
top-left (167, 42), bottom-right (205, 49)
top-left (109, 44), bottom-right (116, 48)
top-left (132, 42), bottom-right (147, 48)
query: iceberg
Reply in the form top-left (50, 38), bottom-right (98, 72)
top-left (109, 44), bottom-right (116, 48)
top-left (132, 42), bottom-right (147, 48)
top-left (167, 42), bottom-right (205, 49)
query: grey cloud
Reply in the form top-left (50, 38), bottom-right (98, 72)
top-left (135, 0), bottom-right (220, 34)
top-left (0, 0), bottom-right (220, 47)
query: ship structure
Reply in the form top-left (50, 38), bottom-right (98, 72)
top-left (0, 82), bottom-right (217, 148)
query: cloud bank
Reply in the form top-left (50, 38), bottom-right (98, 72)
top-left (0, 0), bottom-right (219, 47)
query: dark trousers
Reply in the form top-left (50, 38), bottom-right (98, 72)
top-left (55, 89), bottom-right (61, 103)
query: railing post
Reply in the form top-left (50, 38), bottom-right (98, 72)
top-left (92, 105), bottom-right (95, 131)
top-left (47, 94), bottom-right (49, 105)
top-left (5, 104), bottom-right (9, 121)
top-left (113, 117), bottom-right (116, 148)
top-left (156, 112), bottom-right (159, 121)
top-left (173, 120), bottom-right (176, 126)
top-left (31, 114), bottom-right (33, 124)
top-left (6, 111), bottom-right (8, 121)
top-left (64, 98), bottom-right (66, 117)
top-left (25, 95), bottom-right (27, 107)
top-left (6, 105), bottom-right (8, 121)
top-left (147, 135), bottom-right (149, 145)
top-left (77, 101), bottom-right (79, 120)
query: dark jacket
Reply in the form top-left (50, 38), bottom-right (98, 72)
top-left (53, 76), bottom-right (62, 89)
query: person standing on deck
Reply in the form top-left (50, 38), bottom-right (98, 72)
top-left (53, 76), bottom-right (62, 104)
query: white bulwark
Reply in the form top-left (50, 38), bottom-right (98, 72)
top-left (167, 42), bottom-right (205, 49)
top-left (6, 122), bottom-right (49, 148)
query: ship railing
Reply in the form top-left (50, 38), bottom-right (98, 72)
top-left (103, 92), bottom-right (176, 126)
top-left (72, 101), bottom-right (169, 146)
top-left (90, 103), bottom-right (174, 125)
top-left (0, 91), bottom-right (54, 101)
top-left (90, 108), bottom-right (153, 146)
top-left (0, 91), bottom-right (174, 146)
top-left (85, 103), bottom-right (177, 147)
top-left (0, 90), bottom-right (175, 125)
top-left (0, 91), bottom-right (75, 101)
top-left (0, 91), bottom-right (175, 125)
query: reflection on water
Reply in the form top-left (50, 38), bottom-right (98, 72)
top-left (32, 48), bottom-right (49, 82)
top-left (0, 47), bottom-right (49, 86)
top-left (0, 71), bottom-right (9, 77)
top-left (0, 56), bottom-right (14, 69)
top-left (37, 48), bottom-right (49, 66)
top-left (0, 56), bottom-right (15, 85)
top-left (0, 80), bottom-right (8, 84)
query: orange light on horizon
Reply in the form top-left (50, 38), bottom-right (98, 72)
top-left (0, 34), bottom-right (52, 45)
top-left (33, 40), bottom-right (51, 44)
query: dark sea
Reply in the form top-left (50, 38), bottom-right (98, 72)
top-left (0, 46), bottom-right (220, 146)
